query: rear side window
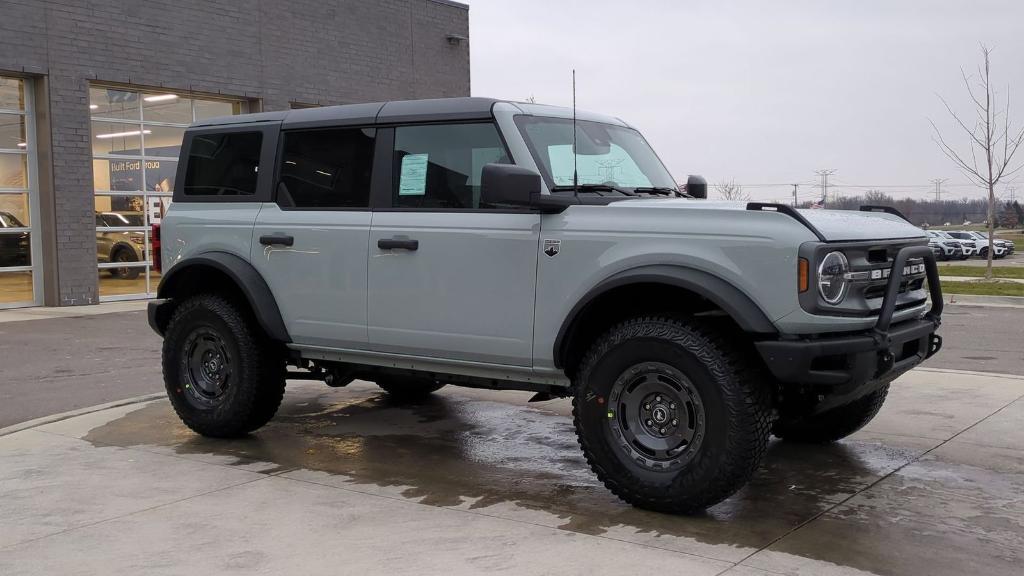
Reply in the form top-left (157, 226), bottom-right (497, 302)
top-left (183, 131), bottom-right (262, 196)
top-left (392, 123), bottom-right (510, 209)
top-left (277, 128), bottom-right (375, 208)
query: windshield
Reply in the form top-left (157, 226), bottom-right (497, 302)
top-left (514, 115), bottom-right (677, 191)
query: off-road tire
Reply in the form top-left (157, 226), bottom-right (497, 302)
top-left (573, 316), bottom-right (772, 514)
top-left (772, 384), bottom-right (889, 443)
top-left (376, 376), bottom-right (445, 403)
top-left (162, 294), bottom-right (285, 437)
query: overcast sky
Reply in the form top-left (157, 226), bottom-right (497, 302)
top-left (467, 0), bottom-right (1024, 202)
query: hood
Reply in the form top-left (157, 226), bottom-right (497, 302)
top-left (607, 199), bottom-right (926, 242)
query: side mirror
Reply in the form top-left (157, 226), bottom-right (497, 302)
top-left (685, 175), bottom-right (707, 199)
top-left (480, 163), bottom-right (541, 208)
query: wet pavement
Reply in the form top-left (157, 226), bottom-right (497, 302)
top-left (1, 367), bottom-right (1023, 575)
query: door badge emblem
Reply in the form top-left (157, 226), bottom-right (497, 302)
top-left (543, 239), bottom-right (561, 257)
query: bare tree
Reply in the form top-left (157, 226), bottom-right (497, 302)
top-left (715, 179), bottom-right (750, 201)
top-left (931, 45), bottom-right (1024, 279)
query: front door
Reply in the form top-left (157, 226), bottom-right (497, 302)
top-left (251, 126), bottom-right (377, 348)
top-left (366, 123), bottom-right (541, 366)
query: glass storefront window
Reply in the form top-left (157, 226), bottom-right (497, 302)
top-left (143, 125), bottom-right (185, 157)
top-left (142, 93), bottom-right (192, 124)
top-left (0, 114), bottom-right (26, 149)
top-left (0, 75), bottom-right (36, 308)
top-left (0, 271), bottom-right (32, 304)
top-left (0, 192), bottom-right (30, 227)
top-left (145, 160), bottom-right (177, 193)
top-left (0, 78), bottom-right (24, 111)
top-left (90, 87), bottom-right (140, 120)
top-left (0, 153), bottom-right (26, 188)
top-left (90, 85), bottom-right (247, 300)
top-left (93, 159), bottom-right (143, 192)
top-left (91, 121), bottom-right (144, 156)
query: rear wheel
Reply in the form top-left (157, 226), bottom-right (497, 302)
top-left (573, 317), bottom-right (772, 514)
top-left (162, 294), bottom-right (285, 437)
top-left (376, 376), bottom-right (445, 403)
top-left (773, 384), bottom-right (889, 443)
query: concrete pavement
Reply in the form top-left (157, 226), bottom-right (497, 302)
top-left (2, 369), bottom-right (1023, 575)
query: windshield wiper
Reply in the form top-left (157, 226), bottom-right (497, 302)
top-left (631, 186), bottom-right (682, 197)
top-left (550, 184), bottom-right (636, 196)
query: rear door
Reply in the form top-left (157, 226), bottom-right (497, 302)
top-left (251, 126), bottom-right (378, 348)
top-left (366, 123), bottom-right (541, 366)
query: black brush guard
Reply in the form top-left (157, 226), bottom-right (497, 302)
top-left (756, 245), bottom-right (943, 404)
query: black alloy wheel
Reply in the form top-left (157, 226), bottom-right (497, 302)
top-left (182, 327), bottom-right (234, 408)
top-left (607, 362), bottom-right (705, 471)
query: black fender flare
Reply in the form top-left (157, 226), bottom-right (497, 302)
top-left (155, 251), bottom-right (290, 342)
top-left (553, 264), bottom-right (777, 368)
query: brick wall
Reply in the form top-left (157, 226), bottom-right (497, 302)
top-left (0, 0), bottom-right (470, 305)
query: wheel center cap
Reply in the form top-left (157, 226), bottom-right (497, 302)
top-left (652, 406), bottom-right (669, 424)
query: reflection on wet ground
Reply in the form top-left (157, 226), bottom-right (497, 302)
top-left (82, 381), bottom-right (949, 566)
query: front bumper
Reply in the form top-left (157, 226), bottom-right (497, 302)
top-left (756, 316), bottom-right (941, 386)
top-left (756, 245), bottom-right (943, 407)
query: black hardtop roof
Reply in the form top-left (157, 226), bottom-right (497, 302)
top-left (191, 97), bottom-right (506, 129)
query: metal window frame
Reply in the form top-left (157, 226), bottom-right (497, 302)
top-left (89, 85), bottom-right (248, 301)
top-left (0, 76), bottom-right (41, 309)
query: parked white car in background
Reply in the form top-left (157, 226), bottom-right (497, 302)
top-left (926, 230), bottom-right (968, 260)
top-left (947, 231), bottom-right (1007, 259)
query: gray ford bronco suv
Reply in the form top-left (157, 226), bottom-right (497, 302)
top-left (148, 97), bottom-right (943, 513)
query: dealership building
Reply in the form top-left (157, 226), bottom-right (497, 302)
top-left (0, 0), bottom-right (469, 308)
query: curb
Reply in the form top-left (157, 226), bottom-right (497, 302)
top-left (915, 366), bottom-right (1024, 381)
top-left (0, 393), bottom-right (164, 438)
top-left (945, 294), bottom-right (1024, 308)
top-left (0, 300), bottom-right (150, 324)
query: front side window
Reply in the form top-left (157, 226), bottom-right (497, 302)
top-left (183, 131), bottom-right (262, 196)
top-left (277, 128), bottom-right (375, 208)
top-left (515, 115), bottom-right (677, 191)
top-left (392, 123), bottom-right (510, 209)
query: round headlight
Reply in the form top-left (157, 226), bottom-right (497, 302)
top-left (817, 251), bottom-right (849, 305)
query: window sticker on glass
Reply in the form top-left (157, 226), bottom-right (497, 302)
top-left (398, 153), bottom-right (428, 196)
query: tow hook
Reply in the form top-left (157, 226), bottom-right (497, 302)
top-left (927, 333), bottom-right (943, 358)
top-left (875, 350), bottom-right (895, 377)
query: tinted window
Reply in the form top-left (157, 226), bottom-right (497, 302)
top-left (183, 131), bottom-right (262, 196)
top-left (277, 128), bottom-right (375, 208)
top-left (392, 123), bottom-right (510, 209)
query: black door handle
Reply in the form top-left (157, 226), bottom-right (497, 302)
top-left (378, 238), bottom-right (419, 251)
top-left (259, 234), bottom-right (294, 246)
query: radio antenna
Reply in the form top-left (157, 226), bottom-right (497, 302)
top-left (572, 69), bottom-right (579, 202)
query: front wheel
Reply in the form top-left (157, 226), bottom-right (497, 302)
top-left (162, 294), bottom-right (285, 437)
top-left (110, 249), bottom-right (140, 279)
top-left (573, 317), bottom-right (772, 514)
top-left (773, 384), bottom-right (889, 443)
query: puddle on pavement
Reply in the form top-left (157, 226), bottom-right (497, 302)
top-left (83, 384), bottom-right (928, 558)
